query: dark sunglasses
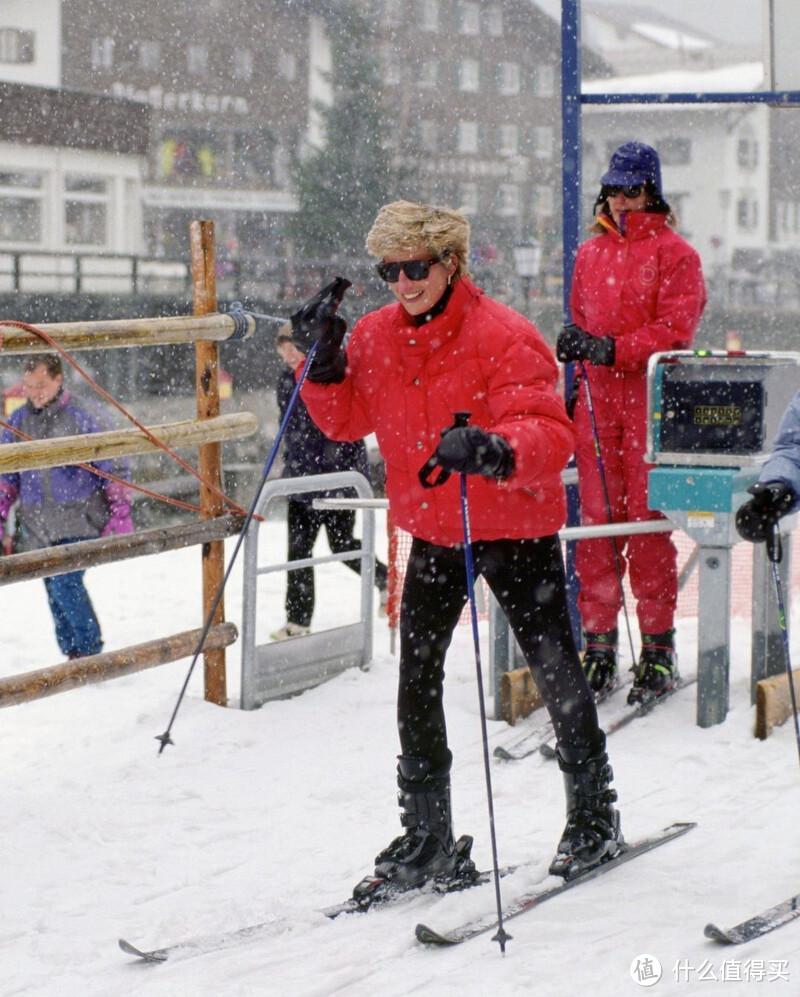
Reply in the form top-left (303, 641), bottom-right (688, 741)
top-left (605, 184), bottom-right (645, 198)
top-left (375, 257), bottom-right (441, 283)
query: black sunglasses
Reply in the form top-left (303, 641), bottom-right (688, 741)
top-left (375, 257), bottom-right (441, 283)
top-left (605, 184), bottom-right (645, 198)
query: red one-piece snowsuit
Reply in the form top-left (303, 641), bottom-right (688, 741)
top-left (569, 211), bottom-right (706, 633)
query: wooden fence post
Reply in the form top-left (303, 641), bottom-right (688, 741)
top-left (190, 219), bottom-right (227, 706)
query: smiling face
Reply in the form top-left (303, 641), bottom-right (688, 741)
top-left (23, 363), bottom-right (63, 409)
top-left (382, 246), bottom-right (457, 317)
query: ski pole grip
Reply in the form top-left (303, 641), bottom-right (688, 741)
top-left (417, 412), bottom-right (472, 489)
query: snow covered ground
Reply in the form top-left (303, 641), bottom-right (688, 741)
top-left (2, 511), bottom-right (799, 996)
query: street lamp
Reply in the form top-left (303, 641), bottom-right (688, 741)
top-left (512, 239), bottom-right (542, 314)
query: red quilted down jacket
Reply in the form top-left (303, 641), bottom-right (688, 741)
top-left (300, 277), bottom-right (575, 546)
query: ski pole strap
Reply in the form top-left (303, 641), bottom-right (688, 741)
top-left (418, 411), bottom-right (472, 490)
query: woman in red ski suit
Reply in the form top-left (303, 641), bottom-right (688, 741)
top-left (557, 142), bottom-right (706, 704)
top-left (293, 200), bottom-right (621, 895)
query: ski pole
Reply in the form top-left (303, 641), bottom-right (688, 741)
top-left (578, 362), bottom-right (637, 667)
top-left (419, 411), bottom-right (511, 954)
top-left (157, 276), bottom-right (351, 753)
top-left (766, 526), bottom-right (800, 769)
top-left (156, 340), bottom-right (320, 754)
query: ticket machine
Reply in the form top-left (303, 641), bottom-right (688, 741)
top-left (646, 351), bottom-right (799, 727)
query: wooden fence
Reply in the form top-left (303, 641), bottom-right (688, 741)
top-left (0, 220), bottom-right (256, 708)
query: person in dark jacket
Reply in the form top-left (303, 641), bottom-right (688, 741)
top-left (736, 390), bottom-right (800, 544)
top-left (294, 200), bottom-right (622, 895)
top-left (0, 354), bottom-right (132, 659)
top-left (270, 327), bottom-right (388, 640)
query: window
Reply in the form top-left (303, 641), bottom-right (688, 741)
top-left (459, 182), bottom-right (479, 214)
top-left (0, 28), bottom-right (34, 64)
top-left (498, 62), bottom-right (520, 96)
top-left (736, 195), bottom-right (758, 231)
top-left (659, 138), bottom-right (691, 166)
top-left (418, 120), bottom-right (438, 154)
top-left (0, 171), bottom-right (43, 243)
top-left (737, 136), bottom-right (758, 170)
top-left (534, 184), bottom-right (554, 218)
top-left (232, 47), bottom-right (253, 81)
top-left (64, 175), bottom-right (109, 247)
top-left (419, 0), bottom-right (438, 32)
top-left (419, 60), bottom-right (438, 88)
top-left (534, 64), bottom-right (555, 97)
top-left (497, 184), bottom-right (520, 216)
top-left (457, 121), bottom-right (479, 154)
top-left (384, 0), bottom-right (402, 27)
top-left (232, 129), bottom-right (275, 185)
top-left (485, 7), bottom-right (503, 36)
top-left (499, 124), bottom-right (519, 157)
top-left (460, 2), bottom-right (480, 35)
top-left (187, 44), bottom-right (208, 76)
top-left (382, 46), bottom-right (401, 85)
top-left (779, 200), bottom-right (800, 235)
top-left (90, 37), bottom-right (114, 70)
top-left (138, 40), bottom-right (160, 71)
top-left (459, 59), bottom-right (480, 92)
top-left (278, 51), bottom-right (296, 81)
top-left (533, 126), bottom-right (554, 159)
top-left (158, 129), bottom-right (223, 181)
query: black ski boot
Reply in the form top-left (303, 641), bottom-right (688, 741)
top-left (582, 629), bottom-right (618, 698)
top-left (628, 629), bottom-right (678, 705)
top-left (372, 756), bottom-right (477, 890)
top-left (549, 735), bottom-right (622, 880)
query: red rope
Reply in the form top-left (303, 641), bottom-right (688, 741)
top-left (0, 318), bottom-right (256, 518)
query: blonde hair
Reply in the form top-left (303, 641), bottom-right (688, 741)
top-left (365, 200), bottom-right (471, 278)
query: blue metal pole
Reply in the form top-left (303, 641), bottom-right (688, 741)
top-left (561, 0), bottom-right (582, 644)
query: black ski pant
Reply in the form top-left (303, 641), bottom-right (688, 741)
top-left (398, 535), bottom-right (600, 773)
top-left (285, 500), bottom-right (388, 627)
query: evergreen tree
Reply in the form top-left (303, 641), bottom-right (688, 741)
top-left (289, 1), bottom-right (399, 259)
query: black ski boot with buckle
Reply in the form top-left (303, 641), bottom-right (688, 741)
top-left (628, 629), bottom-right (678, 705)
top-left (549, 734), bottom-right (623, 880)
top-left (371, 755), bottom-right (477, 891)
top-left (581, 629), bottom-right (618, 699)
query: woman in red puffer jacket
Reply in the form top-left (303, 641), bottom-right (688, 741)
top-left (295, 200), bottom-right (622, 898)
top-left (557, 142), bottom-right (706, 706)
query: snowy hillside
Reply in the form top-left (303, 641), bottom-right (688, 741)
top-left (2, 513), bottom-right (799, 996)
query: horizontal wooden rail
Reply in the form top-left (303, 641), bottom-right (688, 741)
top-left (0, 514), bottom-right (245, 584)
top-left (0, 622), bottom-right (238, 707)
top-left (0, 312), bottom-right (255, 353)
top-left (0, 412), bottom-right (258, 473)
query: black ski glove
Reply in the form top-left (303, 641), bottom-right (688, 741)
top-left (290, 277), bottom-right (351, 384)
top-left (735, 481), bottom-right (796, 543)
top-left (556, 324), bottom-right (615, 366)
top-left (433, 426), bottom-right (514, 479)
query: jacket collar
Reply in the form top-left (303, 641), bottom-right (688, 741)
top-left (389, 277), bottom-right (481, 353)
top-left (599, 211), bottom-right (669, 242)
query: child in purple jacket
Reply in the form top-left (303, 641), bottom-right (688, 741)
top-left (0, 354), bottom-right (133, 658)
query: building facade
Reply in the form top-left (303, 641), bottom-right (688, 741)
top-left (61, 0), bottom-right (312, 263)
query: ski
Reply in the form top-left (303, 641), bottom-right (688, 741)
top-left (704, 894), bottom-right (800, 945)
top-left (415, 821), bottom-right (696, 947)
top-left (119, 842), bottom-right (516, 963)
top-left (118, 917), bottom-right (284, 964)
top-left (538, 678), bottom-right (698, 761)
top-left (495, 676), bottom-right (633, 763)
